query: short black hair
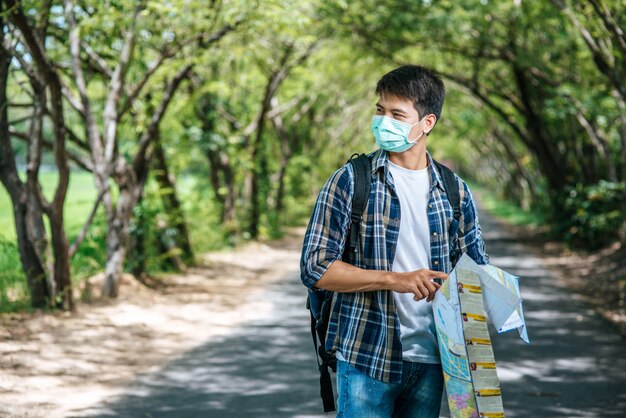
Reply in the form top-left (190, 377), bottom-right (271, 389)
top-left (375, 65), bottom-right (445, 122)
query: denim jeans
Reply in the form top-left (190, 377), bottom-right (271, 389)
top-left (336, 359), bottom-right (444, 418)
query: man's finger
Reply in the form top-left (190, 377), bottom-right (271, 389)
top-left (429, 270), bottom-right (448, 279)
top-left (416, 283), bottom-right (429, 299)
top-left (422, 281), bottom-right (436, 297)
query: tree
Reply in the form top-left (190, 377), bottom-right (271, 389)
top-left (2, 0), bottom-right (74, 310)
top-left (58, 0), bottom-right (244, 296)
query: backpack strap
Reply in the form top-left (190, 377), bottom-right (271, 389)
top-left (343, 153), bottom-right (372, 263)
top-left (432, 159), bottom-right (462, 269)
top-left (433, 159), bottom-right (461, 222)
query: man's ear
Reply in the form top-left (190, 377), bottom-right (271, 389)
top-left (425, 114), bottom-right (438, 135)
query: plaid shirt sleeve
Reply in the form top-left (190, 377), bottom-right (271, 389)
top-left (459, 181), bottom-right (489, 265)
top-left (300, 165), bottom-right (353, 290)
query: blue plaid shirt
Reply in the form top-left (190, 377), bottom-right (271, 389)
top-left (300, 149), bottom-right (489, 383)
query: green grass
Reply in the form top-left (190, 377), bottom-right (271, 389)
top-left (0, 171), bottom-right (99, 241)
top-left (468, 181), bottom-right (547, 228)
top-left (0, 236), bottom-right (30, 311)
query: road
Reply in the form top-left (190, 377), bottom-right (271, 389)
top-left (75, 211), bottom-right (626, 417)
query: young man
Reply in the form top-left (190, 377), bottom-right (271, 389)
top-left (300, 65), bottom-right (489, 417)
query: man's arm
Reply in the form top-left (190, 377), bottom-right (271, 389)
top-left (300, 164), bottom-right (447, 302)
top-left (317, 260), bottom-right (447, 302)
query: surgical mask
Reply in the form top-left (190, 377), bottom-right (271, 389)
top-left (371, 115), bottom-right (428, 152)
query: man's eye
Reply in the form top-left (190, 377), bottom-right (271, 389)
top-left (393, 113), bottom-right (403, 119)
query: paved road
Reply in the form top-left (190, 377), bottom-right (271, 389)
top-left (76, 211), bottom-right (626, 417)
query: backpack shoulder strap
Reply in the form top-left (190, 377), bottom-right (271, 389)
top-left (432, 159), bottom-right (461, 222)
top-left (344, 153), bottom-right (371, 261)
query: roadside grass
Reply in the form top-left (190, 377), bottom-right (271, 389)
top-left (0, 236), bottom-right (30, 312)
top-left (468, 182), bottom-right (547, 228)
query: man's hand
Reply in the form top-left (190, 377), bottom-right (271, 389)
top-left (390, 269), bottom-right (448, 302)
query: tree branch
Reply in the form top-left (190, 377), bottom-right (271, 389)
top-left (132, 64), bottom-right (193, 176)
top-left (438, 70), bottom-right (531, 147)
top-left (587, 0), bottom-right (626, 56)
top-left (82, 40), bottom-right (113, 78)
top-left (10, 128), bottom-right (94, 172)
top-left (101, 4), bottom-right (143, 164)
top-left (118, 18), bottom-right (244, 120)
top-left (65, 0), bottom-right (102, 158)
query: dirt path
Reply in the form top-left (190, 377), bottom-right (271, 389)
top-left (0, 229), bottom-right (304, 418)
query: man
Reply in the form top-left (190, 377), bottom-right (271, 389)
top-left (300, 65), bottom-right (489, 418)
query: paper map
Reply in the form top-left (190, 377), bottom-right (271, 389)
top-left (433, 254), bottom-right (529, 418)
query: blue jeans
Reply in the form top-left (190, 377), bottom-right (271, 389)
top-left (336, 359), bottom-right (443, 418)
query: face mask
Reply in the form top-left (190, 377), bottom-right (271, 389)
top-left (371, 115), bottom-right (428, 152)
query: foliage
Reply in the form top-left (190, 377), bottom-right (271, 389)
top-left (468, 182), bottom-right (547, 229)
top-left (560, 181), bottom-right (626, 250)
top-left (2, 0), bottom-right (625, 308)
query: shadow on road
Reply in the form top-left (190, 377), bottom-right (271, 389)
top-left (73, 269), bottom-right (326, 418)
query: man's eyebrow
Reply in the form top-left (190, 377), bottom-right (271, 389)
top-left (375, 103), bottom-right (408, 114)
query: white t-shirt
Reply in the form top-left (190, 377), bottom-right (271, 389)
top-left (388, 160), bottom-right (440, 364)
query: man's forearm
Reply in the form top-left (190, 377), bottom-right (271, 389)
top-left (315, 260), bottom-right (395, 292)
top-left (314, 259), bottom-right (448, 301)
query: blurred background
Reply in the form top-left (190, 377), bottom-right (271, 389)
top-left (0, 0), bottom-right (625, 416)
top-left (1, 0), bottom-right (624, 311)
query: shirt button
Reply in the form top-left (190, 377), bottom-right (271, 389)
top-left (433, 232), bottom-right (438, 237)
top-left (434, 260), bottom-right (439, 266)
top-left (394, 218), bottom-right (399, 224)
top-left (428, 204), bottom-right (433, 209)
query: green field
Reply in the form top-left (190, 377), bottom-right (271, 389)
top-left (0, 171), bottom-right (100, 241)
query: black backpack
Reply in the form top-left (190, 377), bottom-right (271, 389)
top-left (306, 152), bottom-right (462, 413)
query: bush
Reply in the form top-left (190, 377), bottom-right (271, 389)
top-left (559, 181), bottom-right (625, 250)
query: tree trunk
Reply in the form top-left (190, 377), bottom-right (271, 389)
top-left (49, 211), bottom-right (72, 310)
top-left (0, 34), bottom-right (51, 308)
top-left (511, 65), bottom-right (565, 192)
top-left (274, 152), bottom-right (291, 213)
top-left (128, 191), bottom-right (147, 279)
top-left (222, 163), bottom-right (237, 224)
top-left (102, 180), bottom-right (134, 298)
top-left (14, 199), bottom-right (51, 307)
top-left (153, 137), bottom-right (193, 263)
top-left (249, 141), bottom-right (265, 239)
top-left (45, 69), bottom-right (74, 311)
